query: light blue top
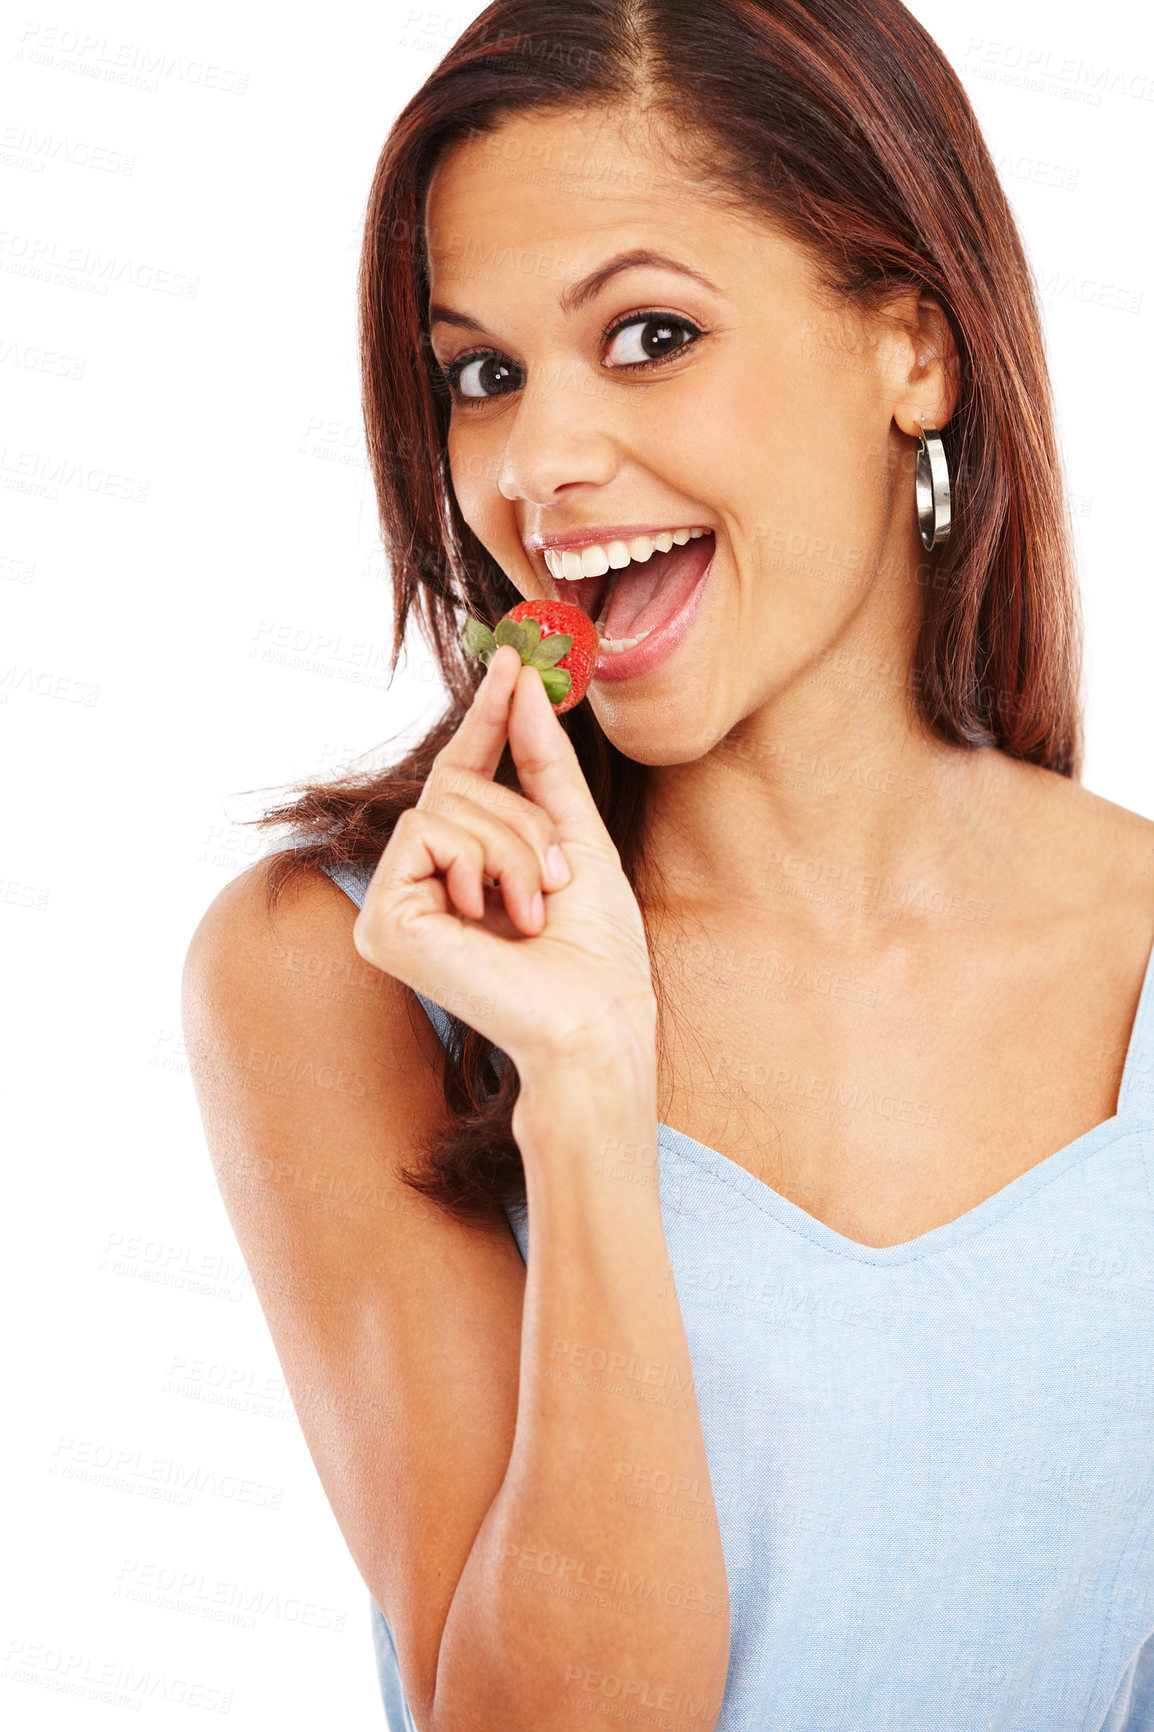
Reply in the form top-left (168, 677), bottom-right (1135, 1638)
top-left (293, 845), bottom-right (1154, 1729)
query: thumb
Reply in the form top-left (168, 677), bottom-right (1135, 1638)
top-left (506, 661), bottom-right (612, 847)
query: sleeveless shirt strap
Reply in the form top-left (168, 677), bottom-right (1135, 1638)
top-left (317, 855), bottom-right (376, 911)
top-left (312, 859), bottom-right (458, 1049)
top-left (261, 834), bottom-right (505, 1068)
top-left (257, 832), bottom-right (376, 912)
top-left (410, 991), bottom-right (457, 1051)
top-left (405, 987), bottom-right (510, 1076)
top-left (263, 832), bottom-right (523, 1268)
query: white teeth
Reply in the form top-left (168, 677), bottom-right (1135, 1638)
top-left (541, 526), bottom-right (711, 579)
top-left (597, 627), bottom-right (653, 653)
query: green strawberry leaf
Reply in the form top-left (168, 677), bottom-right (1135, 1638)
top-left (529, 633), bottom-right (573, 668)
top-left (494, 618), bottom-right (529, 657)
top-left (516, 617), bottom-right (542, 655)
top-left (461, 617), bottom-right (496, 659)
top-left (539, 667), bottom-right (572, 702)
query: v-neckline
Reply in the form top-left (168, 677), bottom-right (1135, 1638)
top-left (305, 837), bottom-right (1154, 1269)
top-left (654, 930), bottom-right (1154, 1267)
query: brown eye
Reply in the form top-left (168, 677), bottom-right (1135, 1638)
top-left (449, 353), bottom-right (523, 400)
top-left (604, 315), bottom-right (701, 367)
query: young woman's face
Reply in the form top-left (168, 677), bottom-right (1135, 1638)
top-left (424, 106), bottom-right (939, 763)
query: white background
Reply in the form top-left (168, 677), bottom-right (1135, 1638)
top-left (2, 0), bottom-right (1151, 1724)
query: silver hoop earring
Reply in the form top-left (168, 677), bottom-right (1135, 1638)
top-left (915, 425), bottom-right (952, 551)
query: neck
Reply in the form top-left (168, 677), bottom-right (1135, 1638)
top-left (638, 513), bottom-right (1025, 937)
top-left (644, 639), bottom-right (1003, 932)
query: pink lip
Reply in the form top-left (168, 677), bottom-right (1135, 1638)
top-left (525, 522), bottom-right (710, 555)
top-left (592, 545), bottom-right (715, 684)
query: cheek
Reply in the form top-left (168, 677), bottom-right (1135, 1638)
top-left (725, 359), bottom-right (822, 506)
top-left (712, 355), bottom-right (882, 554)
top-left (633, 348), bottom-right (815, 516)
top-left (447, 428), bottom-right (500, 529)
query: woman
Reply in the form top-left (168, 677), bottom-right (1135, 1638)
top-left (183, 1), bottom-right (1154, 1727)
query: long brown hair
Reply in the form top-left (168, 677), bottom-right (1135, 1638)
top-left (252, 0), bottom-right (1083, 1224)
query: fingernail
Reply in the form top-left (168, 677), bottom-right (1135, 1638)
top-left (546, 844), bottom-right (571, 886)
top-left (531, 890), bottom-right (545, 926)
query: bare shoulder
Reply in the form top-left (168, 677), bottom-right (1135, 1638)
top-left (181, 852), bottom-right (526, 1725)
top-left (182, 849), bottom-right (448, 1104)
top-left (980, 756), bottom-right (1154, 1010)
top-left (1009, 760), bottom-right (1154, 903)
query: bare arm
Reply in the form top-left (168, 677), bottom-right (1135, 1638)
top-left (185, 870), bottom-right (728, 1731)
top-left (183, 862), bottom-right (529, 1727)
top-left (185, 647), bottom-right (731, 1729)
top-left (434, 1034), bottom-right (730, 1730)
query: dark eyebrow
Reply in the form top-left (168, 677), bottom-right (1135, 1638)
top-left (428, 249), bottom-right (721, 332)
top-left (558, 249), bottom-right (721, 316)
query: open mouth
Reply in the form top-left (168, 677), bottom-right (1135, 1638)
top-left (549, 531), bottom-right (716, 648)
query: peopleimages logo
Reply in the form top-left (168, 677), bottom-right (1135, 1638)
top-left (113, 1559), bottom-right (348, 1633)
top-left (4, 1637), bottom-right (233, 1714)
top-left (963, 37), bottom-right (1154, 104)
top-left (0, 335), bottom-right (86, 380)
top-left (15, 22), bottom-right (250, 96)
top-left (49, 1435), bottom-right (284, 1510)
top-left (0, 230), bottom-right (198, 298)
top-left (0, 121), bottom-right (135, 176)
top-left (0, 445), bottom-right (148, 503)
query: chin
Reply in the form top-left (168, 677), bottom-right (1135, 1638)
top-left (589, 694), bottom-right (728, 769)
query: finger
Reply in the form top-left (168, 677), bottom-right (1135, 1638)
top-left (375, 805), bottom-right (546, 937)
top-left (431, 642), bottom-right (522, 782)
top-left (506, 660), bottom-right (615, 847)
top-left (420, 770), bottom-right (573, 891)
top-left (437, 799), bottom-right (550, 932)
top-left (355, 859), bottom-right (548, 1061)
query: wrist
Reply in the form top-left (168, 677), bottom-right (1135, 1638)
top-left (514, 1020), bottom-right (656, 1106)
top-left (512, 1026), bottom-right (658, 1158)
top-left (512, 1078), bottom-right (662, 1224)
top-left (514, 999), bottom-right (657, 1082)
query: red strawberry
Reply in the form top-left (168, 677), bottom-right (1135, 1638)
top-left (460, 598), bottom-right (597, 714)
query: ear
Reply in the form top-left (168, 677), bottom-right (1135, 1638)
top-left (877, 287), bottom-right (960, 438)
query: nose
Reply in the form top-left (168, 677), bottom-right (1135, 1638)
top-left (496, 373), bottom-right (619, 503)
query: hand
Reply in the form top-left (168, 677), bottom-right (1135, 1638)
top-left (352, 646), bottom-right (658, 1074)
